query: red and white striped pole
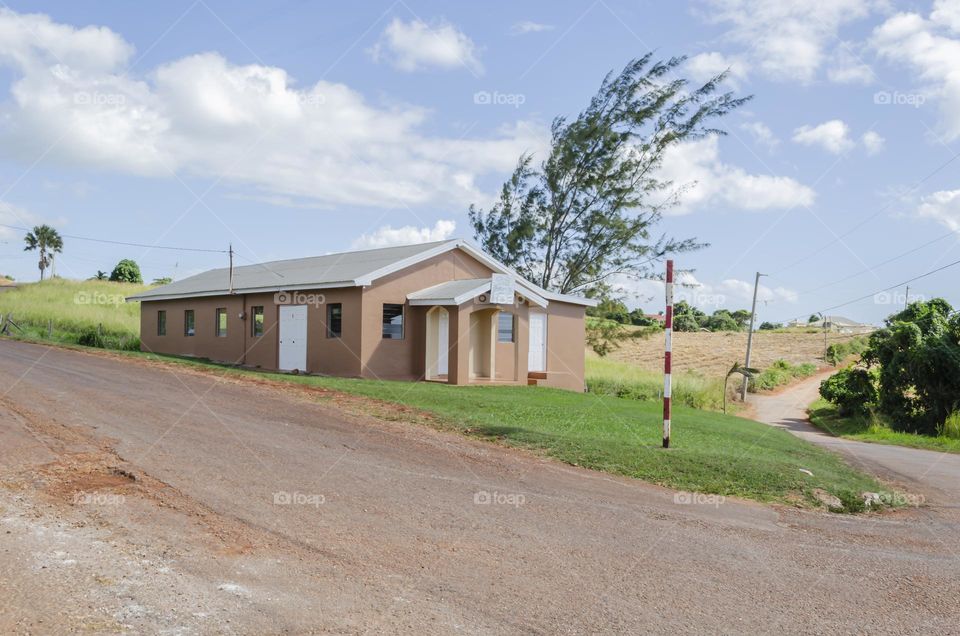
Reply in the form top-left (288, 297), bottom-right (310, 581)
top-left (663, 259), bottom-right (673, 449)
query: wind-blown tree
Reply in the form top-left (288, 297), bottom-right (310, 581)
top-left (23, 224), bottom-right (64, 281)
top-left (470, 54), bottom-right (749, 296)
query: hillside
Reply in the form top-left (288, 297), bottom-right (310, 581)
top-left (607, 329), bottom-right (867, 378)
top-left (0, 278), bottom-right (148, 341)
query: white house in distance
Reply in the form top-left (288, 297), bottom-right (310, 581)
top-left (786, 315), bottom-right (875, 334)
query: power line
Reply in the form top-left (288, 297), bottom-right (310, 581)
top-left (0, 222), bottom-right (228, 254)
top-left (787, 228), bottom-right (960, 298)
top-left (768, 255), bottom-right (960, 324)
top-left (772, 148), bottom-right (960, 275)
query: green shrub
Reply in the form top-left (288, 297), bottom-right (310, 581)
top-left (749, 359), bottom-right (817, 392)
top-left (819, 368), bottom-right (877, 416)
top-left (77, 327), bottom-right (106, 348)
top-left (941, 411), bottom-right (960, 440)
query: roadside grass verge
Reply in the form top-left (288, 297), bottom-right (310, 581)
top-left (809, 399), bottom-right (960, 454)
top-left (73, 347), bottom-right (882, 509)
top-left (749, 359), bottom-right (818, 393)
top-left (0, 279), bottom-right (145, 349)
top-left (586, 355), bottom-right (727, 411)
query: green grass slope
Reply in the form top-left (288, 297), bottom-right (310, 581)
top-left (0, 278), bottom-right (147, 344)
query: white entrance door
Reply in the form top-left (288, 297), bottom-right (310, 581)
top-left (528, 312), bottom-right (547, 372)
top-left (279, 305), bottom-right (308, 372)
top-left (437, 309), bottom-right (449, 375)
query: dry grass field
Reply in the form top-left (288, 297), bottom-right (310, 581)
top-left (607, 330), bottom-right (868, 378)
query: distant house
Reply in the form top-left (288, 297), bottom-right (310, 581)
top-left (786, 315), bottom-right (874, 334)
top-left (128, 239), bottom-right (597, 391)
top-left (0, 278), bottom-right (16, 293)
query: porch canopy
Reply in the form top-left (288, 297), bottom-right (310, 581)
top-left (407, 277), bottom-right (547, 307)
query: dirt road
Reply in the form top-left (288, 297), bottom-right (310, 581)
top-left (1, 339), bottom-right (958, 634)
top-left (750, 371), bottom-right (960, 511)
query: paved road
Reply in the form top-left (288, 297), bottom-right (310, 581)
top-left (750, 372), bottom-right (960, 511)
top-left (1, 339), bottom-right (958, 634)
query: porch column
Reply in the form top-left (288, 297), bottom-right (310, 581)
top-left (447, 305), bottom-right (471, 385)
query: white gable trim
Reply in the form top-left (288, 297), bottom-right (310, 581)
top-left (358, 239), bottom-right (596, 307)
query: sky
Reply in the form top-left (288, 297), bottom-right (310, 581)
top-left (0, 0), bottom-right (959, 326)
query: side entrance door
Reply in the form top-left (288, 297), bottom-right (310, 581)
top-left (279, 305), bottom-right (308, 372)
top-left (437, 309), bottom-right (449, 376)
top-left (528, 312), bottom-right (547, 372)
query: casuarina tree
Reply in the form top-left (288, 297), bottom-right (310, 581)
top-left (469, 54), bottom-right (749, 296)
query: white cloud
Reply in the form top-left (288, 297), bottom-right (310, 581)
top-left (916, 189), bottom-right (960, 231)
top-left (872, 8), bottom-right (960, 141)
top-left (0, 202), bottom-right (34, 239)
top-left (827, 45), bottom-right (875, 84)
top-left (702, 0), bottom-right (878, 83)
top-left (932, 0), bottom-right (960, 32)
top-left (657, 137), bottom-right (815, 214)
top-left (792, 119), bottom-right (855, 154)
top-left (611, 271), bottom-right (797, 311)
top-left (0, 9), bottom-right (543, 210)
top-left (510, 21), bottom-right (554, 35)
top-left (862, 130), bottom-right (885, 155)
top-left (739, 121), bottom-right (779, 150)
top-left (352, 219), bottom-right (456, 249)
top-left (369, 18), bottom-right (483, 74)
top-left (686, 51), bottom-right (749, 88)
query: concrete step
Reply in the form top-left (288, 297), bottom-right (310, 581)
top-left (528, 371), bottom-right (548, 380)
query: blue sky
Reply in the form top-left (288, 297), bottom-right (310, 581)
top-left (0, 0), bottom-right (958, 325)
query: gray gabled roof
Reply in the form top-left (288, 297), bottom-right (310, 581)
top-left (127, 240), bottom-right (454, 301)
top-left (127, 238), bottom-right (597, 307)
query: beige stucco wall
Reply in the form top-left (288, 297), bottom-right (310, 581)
top-left (359, 249), bottom-right (494, 380)
top-left (540, 301), bottom-right (587, 391)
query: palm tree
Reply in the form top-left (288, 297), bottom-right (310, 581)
top-left (23, 225), bottom-right (64, 281)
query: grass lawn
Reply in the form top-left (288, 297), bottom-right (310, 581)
top-left (809, 399), bottom-right (960, 454)
top-left (85, 348), bottom-right (884, 510)
top-left (585, 355), bottom-right (727, 411)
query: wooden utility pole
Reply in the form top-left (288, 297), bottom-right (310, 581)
top-left (741, 272), bottom-right (766, 401)
top-left (228, 243), bottom-right (234, 294)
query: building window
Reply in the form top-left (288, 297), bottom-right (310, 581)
top-left (251, 306), bottom-right (264, 337)
top-left (498, 312), bottom-right (515, 343)
top-left (216, 308), bottom-right (227, 337)
top-left (327, 303), bottom-right (342, 338)
top-left (184, 310), bottom-right (195, 337)
top-left (157, 310), bottom-right (166, 336)
top-left (382, 303), bottom-right (404, 339)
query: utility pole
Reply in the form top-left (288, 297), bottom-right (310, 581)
top-left (904, 285), bottom-right (910, 310)
top-left (741, 272), bottom-right (766, 401)
top-left (818, 311), bottom-right (827, 362)
top-left (228, 243), bottom-right (234, 294)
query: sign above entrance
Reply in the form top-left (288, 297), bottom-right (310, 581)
top-left (490, 274), bottom-right (515, 305)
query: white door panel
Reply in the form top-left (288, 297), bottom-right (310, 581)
top-left (279, 305), bottom-right (308, 372)
top-left (437, 309), bottom-right (449, 375)
top-left (528, 312), bottom-right (547, 372)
